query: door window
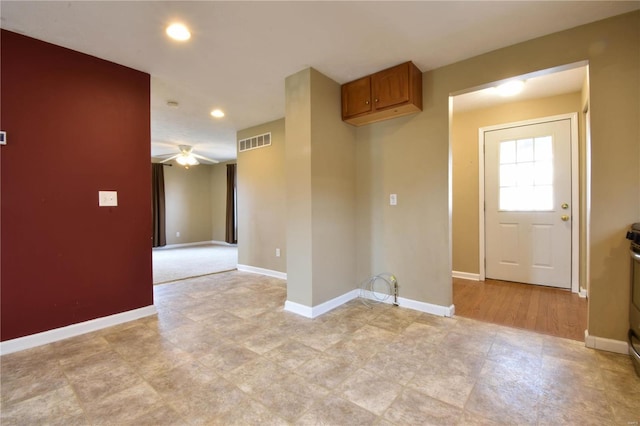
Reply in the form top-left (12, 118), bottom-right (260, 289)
top-left (499, 136), bottom-right (553, 211)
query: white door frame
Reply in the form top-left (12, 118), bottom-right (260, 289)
top-left (478, 113), bottom-right (580, 293)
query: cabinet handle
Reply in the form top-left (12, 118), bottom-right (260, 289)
top-left (375, 98), bottom-right (379, 103)
top-left (365, 100), bottom-right (369, 105)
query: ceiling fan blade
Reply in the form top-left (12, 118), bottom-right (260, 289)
top-left (192, 153), bottom-right (219, 164)
top-left (159, 154), bottom-right (180, 163)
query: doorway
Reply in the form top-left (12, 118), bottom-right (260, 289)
top-left (450, 63), bottom-right (590, 339)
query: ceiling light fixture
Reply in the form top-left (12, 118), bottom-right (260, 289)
top-left (166, 23), bottom-right (191, 41)
top-left (495, 80), bottom-right (525, 97)
top-left (210, 109), bottom-right (225, 118)
top-left (176, 153), bottom-right (199, 167)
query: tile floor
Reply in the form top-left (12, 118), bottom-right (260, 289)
top-left (1, 271), bottom-right (639, 425)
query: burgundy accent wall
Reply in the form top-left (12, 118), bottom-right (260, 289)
top-left (0, 30), bottom-right (153, 341)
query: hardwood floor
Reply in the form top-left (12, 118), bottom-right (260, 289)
top-left (453, 277), bottom-right (588, 341)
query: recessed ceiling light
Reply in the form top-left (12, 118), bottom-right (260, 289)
top-left (166, 23), bottom-right (191, 41)
top-left (495, 80), bottom-right (525, 97)
top-left (210, 109), bottom-right (225, 118)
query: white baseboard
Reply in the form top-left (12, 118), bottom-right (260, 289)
top-left (211, 240), bottom-right (237, 247)
top-left (285, 287), bottom-right (455, 319)
top-left (0, 305), bottom-right (157, 355)
top-left (237, 264), bottom-right (287, 280)
top-left (360, 290), bottom-right (455, 317)
top-left (579, 287), bottom-right (588, 298)
top-left (154, 240), bottom-right (237, 250)
top-left (584, 330), bottom-right (629, 354)
top-left (284, 289), bottom-right (359, 319)
top-left (452, 271), bottom-right (480, 281)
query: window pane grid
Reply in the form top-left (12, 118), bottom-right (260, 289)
top-left (498, 136), bottom-right (554, 211)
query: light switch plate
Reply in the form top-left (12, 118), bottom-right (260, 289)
top-left (99, 191), bottom-right (118, 207)
top-left (390, 194), bottom-right (397, 206)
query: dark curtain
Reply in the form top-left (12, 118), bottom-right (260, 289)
top-left (152, 163), bottom-right (166, 247)
top-left (225, 163), bottom-right (237, 244)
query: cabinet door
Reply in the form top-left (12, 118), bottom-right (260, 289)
top-left (372, 62), bottom-right (410, 110)
top-left (342, 76), bottom-right (371, 118)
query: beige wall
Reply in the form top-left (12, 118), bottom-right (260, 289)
top-left (210, 160), bottom-right (236, 242)
top-left (285, 70), bottom-right (313, 304)
top-left (356, 93), bottom-right (452, 307)
top-left (355, 11), bottom-right (638, 340)
top-left (309, 69), bottom-right (357, 305)
top-left (164, 162), bottom-right (214, 245)
top-left (284, 68), bottom-right (357, 306)
top-left (241, 11), bottom-right (638, 341)
top-left (237, 119), bottom-right (286, 273)
top-left (452, 92), bottom-right (583, 275)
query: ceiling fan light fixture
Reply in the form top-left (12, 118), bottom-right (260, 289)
top-left (176, 153), bottom-right (198, 166)
top-left (166, 23), bottom-right (191, 41)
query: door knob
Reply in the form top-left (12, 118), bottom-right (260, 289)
top-left (561, 203), bottom-right (569, 209)
top-left (561, 215), bottom-right (570, 221)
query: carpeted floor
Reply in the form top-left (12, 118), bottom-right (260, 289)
top-left (152, 244), bottom-right (238, 284)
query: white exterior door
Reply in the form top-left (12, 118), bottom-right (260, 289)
top-left (484, 118), bottom-right (572, 289)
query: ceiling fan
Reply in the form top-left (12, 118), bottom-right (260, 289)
top-left (159, 145), bottom-right (219, 168)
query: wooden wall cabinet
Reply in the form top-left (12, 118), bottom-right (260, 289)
top-left (341, 61), bottom-right (422, 126)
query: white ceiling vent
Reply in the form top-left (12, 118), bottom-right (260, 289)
top-left (239, 132), bottom-right (271, 153)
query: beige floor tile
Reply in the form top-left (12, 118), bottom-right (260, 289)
top-left (295, 352), bottom-right (358, 389)
top-left (52, 334), bottom-right (112, 366)
top-left (362, 346), bottom-right (422, 385)
top-left (250, 386), bottom-right (316, 421)
top-left (84, 381), bottom-right (157, 416)
top-left (0, 385), bottom-right (84, 425)
top-left (456, 410), bottom-right (505, 425)
top-left (197, 340), bottom-right (260, 373)
top-left (384, 387), bottom-right (462, 425)
top-left (478, 358), bottom-right (541, 389)
top-left (141, 309), bottom-right (195, 333)
top-left (72, 365), bottom-right (146, 404)
top-left (438, 329), bottom-right (495, 355)
top-left (539, 382), bottom-right (613, 420)
top-left (425, 346), bottom-right (487, 378)
top-left (542, 334), bottom-right (600, 365)
top-left (540, 354), bottom-right (604, 391)
top-left (296, 394), bottom-right (378, 425)
top-left (127, 404), bottom-right (186, 426)
top-left (408, 371), bottom-right (476, 409)
top-left (101, 321), bottom-right (160, 346)
top-left (165, 378), bottom-right (246, 423)
top-left (262, 340), bottom-right (322, 370)
top-left (291, 324), bottom-right (346, 351)
top-left (224, 357), bottom-right (290, 394)
top-left (145, 360), bottom-right (218, 398)
top-left (242, 327), bottom-right (291, 354)
top-left (337, 368), bottom-right (403, 415)
top-left (216, 397), bottom-right (289, 425)
top-left (400, 321), bottom-right (448, 345)
top-left (1, 362), bottom-right (68, 406)
top-left (1, 271), bottom-right (636, 425)
top-left (536, 403), bottom-right (614, 425)
top-left (464, 380), bottom-right (539, 425)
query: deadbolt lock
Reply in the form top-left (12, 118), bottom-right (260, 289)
top-left (561, 203), bottom-right (569, 209)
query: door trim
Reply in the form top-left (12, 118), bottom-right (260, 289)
top-left (478, 113), bottom-right (580, 293)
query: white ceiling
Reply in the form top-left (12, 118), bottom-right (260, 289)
top-left (1, 1), bottom-right (637, 162)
